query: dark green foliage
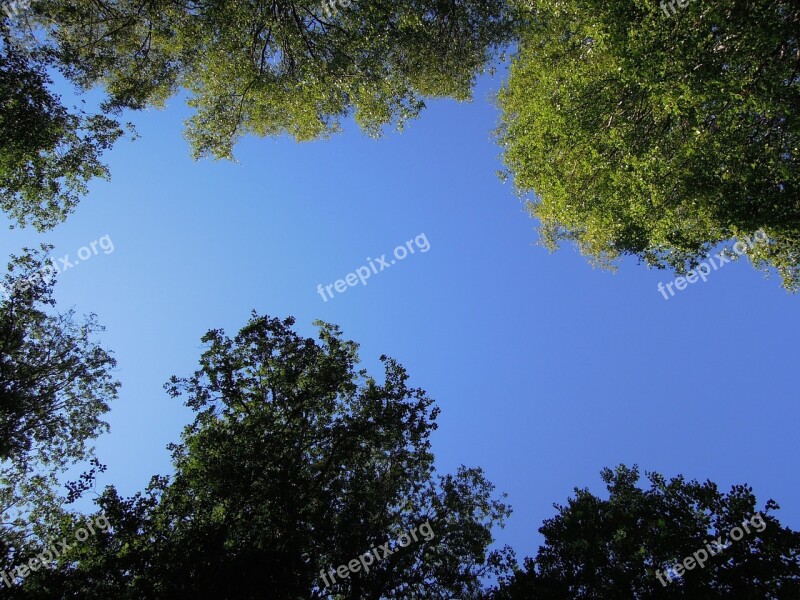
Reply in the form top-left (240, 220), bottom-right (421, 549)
top-left (0, 247), bottom-right (118, 591)
top-left (490, 465), bottom-right (800, 599)
top-left (17, 314), bottom-right (511, 599)
top-left (0, 246), bottom-right (118, 467)
top-left (0, 40), bottom-right (123, 230)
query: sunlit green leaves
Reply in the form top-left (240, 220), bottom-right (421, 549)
top-left (499, 0), bottom-right (800, 290)
top-left (41, 0), bottom-right (515, 159)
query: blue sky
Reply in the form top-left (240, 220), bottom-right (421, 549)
top-left (2, 71), bottom-right (798, 562)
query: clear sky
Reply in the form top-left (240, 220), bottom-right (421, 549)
top-left (2, 71), bottom-right (798, 562)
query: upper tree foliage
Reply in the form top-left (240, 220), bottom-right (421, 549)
top-left (489, 465), bottom-right (800, 599)
top-left (0, 24), bottom-right (123, 230)
top-left (0, 0), bottom-right (513, 227)
top-left (18, 314), bottom-right (511, 599)
top-left (37, 0), bottom-right (516, 159)
top-left (499, 0), bottom-right (800, 290)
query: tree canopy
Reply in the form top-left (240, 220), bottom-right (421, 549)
top-left (15, 314), bottom-right (511, 599)
top-left (0, 0), bottom-right (798, 591)
top-left (38, 0), bottom-right (516, 159)
top-left (498, 0), bottom-right (800, 290)
top-left (0, 33), bottom-right (123, 230)
top-left (1, 0), bottom-right (513, 227)
top-left (0, 245), bottom-right (118, 476)
top-left (3, 0), bottom-right (800, 290)
top-left (0, 246), bottom-right (118, 587)
top-left (489, 465), bottom-right (800, 599)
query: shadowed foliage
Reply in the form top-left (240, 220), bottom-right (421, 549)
top-left (0, 33), bottom-right (123, 230)
top-left (0, 246), bottom-right (118, 588)
top-left (488, 465), bottom-right (800, 599)
top-left (14, 314), bottom-right (512, 599)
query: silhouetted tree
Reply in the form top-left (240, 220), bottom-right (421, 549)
top-left (489, 465), bottom-right (800, 599)
top-left (0, 246), bottom-right (118, 589)
top-left (18, 314), bottom-right (511, 599)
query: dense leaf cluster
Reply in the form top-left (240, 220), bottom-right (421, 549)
top-left (490, 465), bottom-right (800, 599)
top-left (13, 315), bottom-right (512, 599)
top-left (1, 311), bottom-right (798, 598)
top-left (0, 38), bottom-right (123, 230)
top-left (499, 0), bottom-right (800, 289)
top-left (41, 0), bottom-right (515, 159)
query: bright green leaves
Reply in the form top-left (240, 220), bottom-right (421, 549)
top-left (499, 0), bottom-right (800, 289)
top-left (39, 0), bottom-right (515, 160)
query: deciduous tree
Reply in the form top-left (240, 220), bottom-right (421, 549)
top-left (489, 465), bottom-right (800, 599)
top-left (0, 34), bottom-right (123, 230)
top-left (18, 314), bottom-right (511, 599)
top-left (0, 246), bottom-right (118, 586)
top-left (499, 0), bottom-right (800, 290)
top-left (38, 0), bottom-right (515, 159)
